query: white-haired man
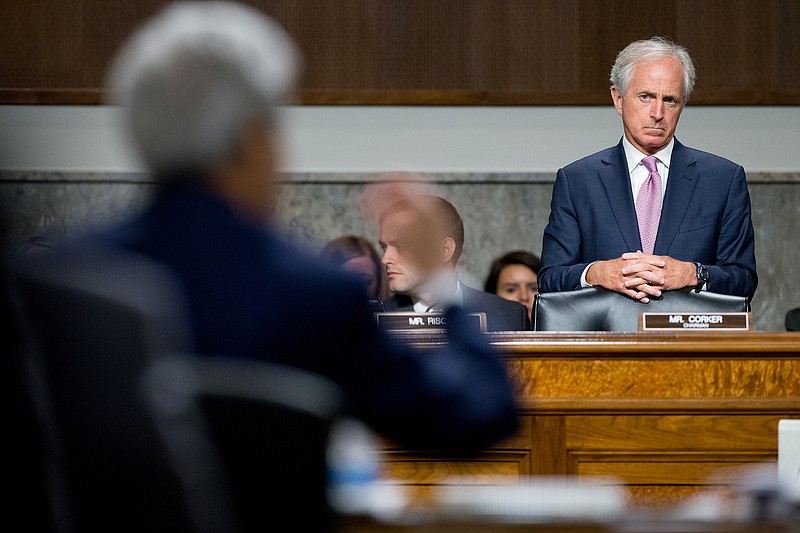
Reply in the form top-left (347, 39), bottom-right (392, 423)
top-left (93, 1), bottom-right (518, 449)
top-left (538, 36), bottom-right (757, 302)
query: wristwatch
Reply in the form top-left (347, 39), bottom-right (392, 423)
top-left (694, 262), bottom-right (708, 293)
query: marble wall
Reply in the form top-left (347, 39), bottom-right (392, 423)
top-left (2, 171), bottom-right (798, 331)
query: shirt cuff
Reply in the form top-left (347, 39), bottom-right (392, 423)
top-left (580, 262), bottom-right (594, 288)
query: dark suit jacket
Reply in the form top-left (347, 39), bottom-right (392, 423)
top-left (89, 183), bottom-right (517, 452)
top-left (538, 138), bottom-right (757, 298)
top-left (382, 284), bottom-right (530, 331)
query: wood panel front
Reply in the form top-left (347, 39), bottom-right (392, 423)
top-left (381, 332), bottom-right (800, 510)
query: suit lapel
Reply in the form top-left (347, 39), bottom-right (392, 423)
top-left (599, 141), bottom-right (640, 251)
top-left (654, 139), bottom-right (699, 255)
top-left (460, 285), bottom-right (481, 313)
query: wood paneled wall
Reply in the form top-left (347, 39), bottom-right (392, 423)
top-left (2, 0), bottom-right (799, 105)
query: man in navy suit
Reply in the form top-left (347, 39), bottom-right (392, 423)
top-left (379, 195), bottom-right (530, 331)
top-left (81, 1), bottom-right (519, 452)
top-left (539, 37), bottom-right (757, 302)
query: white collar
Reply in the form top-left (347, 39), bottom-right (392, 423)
top-left (621, 136), bottom-right (675, 174)
top-left (412, 278), bottom-right (463, 313)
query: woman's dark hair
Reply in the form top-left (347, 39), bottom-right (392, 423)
top-left (319, 235), bottom-right (383, 299)
top-left (484, 250), bottom-right (541, 294)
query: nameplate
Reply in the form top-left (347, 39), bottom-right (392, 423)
top-left (640, 312), bottom-right (750, 331)
top-left (376, 312), bottom-right (487, 332)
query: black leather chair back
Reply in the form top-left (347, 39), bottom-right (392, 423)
top-left (533, 287), bottom-right (750, 332)
top-left (9, 245), bottom-right (349, 532)
top-left (145, 355), bottom-right (347, 533)
top-left (8, 246), bottom-right (204, 532)
top-left (786, 308), bottom-right (800, 331)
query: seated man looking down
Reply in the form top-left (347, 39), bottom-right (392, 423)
top-left (379, 195), bottom-right (530, 331)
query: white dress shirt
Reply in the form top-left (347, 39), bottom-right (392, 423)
top-left (622, 136), bottom-right (673, 201)
top-left (580, 137), bottom-right (675, 288)
top-left (412, 279), bottom-right (464, 312)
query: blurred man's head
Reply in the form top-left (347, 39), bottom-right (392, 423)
top-left (378, 195), bottom-right (464, 298)
top-left (105, 1), bottom-right (300, 220)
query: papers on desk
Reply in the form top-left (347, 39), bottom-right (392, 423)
top-left (434, 476), bottom-right (628, 522)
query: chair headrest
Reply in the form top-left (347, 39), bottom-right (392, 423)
top-left (533, 287), bottom-right (750, 332)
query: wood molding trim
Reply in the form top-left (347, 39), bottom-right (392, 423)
top-left (516, 398), bottom-right (800, 415)
top-left (491, 332), bottom-right (800, 355)
top-left (4, 88), bottom-right (800, 107)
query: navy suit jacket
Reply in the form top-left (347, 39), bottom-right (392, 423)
top-left (539, 139), bottom-right (757, 298)
top-left (382, 284), bottom-right (530, 331)
top-left (88, 183), bottom-right (517, 452)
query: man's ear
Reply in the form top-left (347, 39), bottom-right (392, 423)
top-left (611, 86), bottom-right (623, 117)
top-left (442, 237), bottom-right (456, 265)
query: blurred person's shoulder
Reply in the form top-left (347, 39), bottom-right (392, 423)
top-left (268, 235), bottom-right (376, 309)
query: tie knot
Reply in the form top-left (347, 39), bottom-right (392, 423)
top-left (642, 156), bottom-right (659, 174)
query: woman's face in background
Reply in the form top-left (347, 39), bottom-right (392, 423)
top-left (496, 264), bottom-right (538, 319)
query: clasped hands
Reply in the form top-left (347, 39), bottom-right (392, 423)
top-left (586, 251), bottom-right (696, 303)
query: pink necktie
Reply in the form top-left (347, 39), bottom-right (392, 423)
top-left (636, 156), bottom-right (662, 254)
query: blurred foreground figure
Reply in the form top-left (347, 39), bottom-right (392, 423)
top-left (319, 235), bottom-right (384, 300)
top-left (96, 1), bottom-right (517, 450)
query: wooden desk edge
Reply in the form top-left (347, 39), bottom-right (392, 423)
top-left (489, 332), bottom-right (800, 354)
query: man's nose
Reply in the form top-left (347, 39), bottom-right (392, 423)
top-left (520, 290), bottom-right (533, 304)
top-left (650, 99), bottom-right (665, 120)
